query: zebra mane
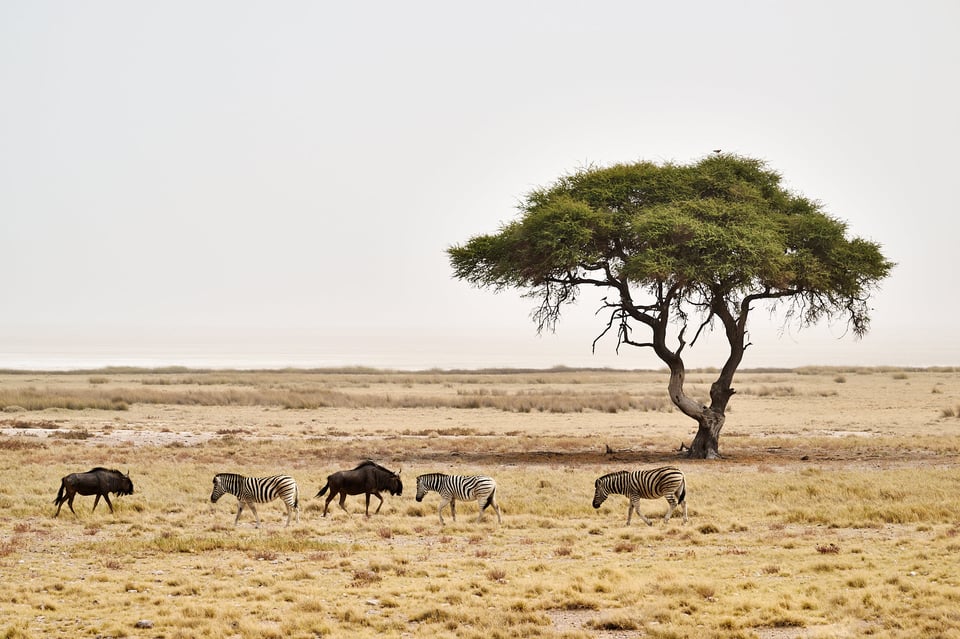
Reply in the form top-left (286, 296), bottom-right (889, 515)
top-left (596, 470), bottom-right (629, 482)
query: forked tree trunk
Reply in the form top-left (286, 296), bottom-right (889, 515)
top-left (665, 360), bottom-right (726, 459)
top-left (687, 409), bottom-right (725, 460)
top-left (662, 342), bottom-right (734, 460)
top-left (653, 306), bottom-right (741, 460)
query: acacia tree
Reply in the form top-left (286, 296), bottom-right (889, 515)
top-left (448, 154), bottom-right (893, 459)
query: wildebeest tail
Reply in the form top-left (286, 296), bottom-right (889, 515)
top-left (54, 480), bottom-right (66, 505)
top-left (316, 482), bottom-right (329, 497)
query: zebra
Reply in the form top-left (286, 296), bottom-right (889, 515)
top-left (415, 473), bottom-right (502, 525)
top-left (210, 473), bottom-right (300, 528)
top-left (592, 466), bottom-right (687, 526)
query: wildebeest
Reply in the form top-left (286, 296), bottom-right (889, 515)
top-left (53, 467), bottom-right (134, 517)
top-left (316, 460), bottom-right (402, 517)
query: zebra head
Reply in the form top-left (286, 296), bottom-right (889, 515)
top-left (415, 474), bottom-right (429, 502)
top-left (593, 471), bottom-right (628, 509)
top-left (592, 478), bottom-right (608, 509)
top-left (210, 474), bottom-right (227, 503)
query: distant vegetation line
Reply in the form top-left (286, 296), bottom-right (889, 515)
top-left (0, 386), bottom-right (671, 414)
top-left (1, 365), bottom-right (956, 376)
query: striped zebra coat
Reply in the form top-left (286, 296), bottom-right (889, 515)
top-left (592, 466), bottom-right (687, 525)
top-left (211, 473), bottom-right (300, 528)
top-left (415, 473), bottom-right (502, 525)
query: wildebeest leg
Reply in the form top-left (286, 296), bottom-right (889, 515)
top-left (102, 493), bottom-right (115, 513)
top-left (337, 492), bottom-right (349, 513)
top-left (92, 494), bottom-right (101, 512)
top-left (322, 491), bottom-right (336, 517)
top-left (67, 492), bottom-right (77, 515)
top-left (373, 491), bottom-right (384, 514)
top-left (364, 492), bottom-right (371, 517)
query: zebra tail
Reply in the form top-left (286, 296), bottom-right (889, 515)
top-left (678, 483), bottom-right (686, 505)
top-left (316, 482), bottom-right (329, 497)
top-left (482, 488), bottom-right (496, 511)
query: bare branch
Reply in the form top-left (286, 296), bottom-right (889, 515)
top-left (689, 311), bottom-right (715, 347)
top-left (591, 308), bottom-right (620, 354)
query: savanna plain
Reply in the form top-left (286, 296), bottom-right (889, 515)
top-left (1, 367), bottom-right (959, 639)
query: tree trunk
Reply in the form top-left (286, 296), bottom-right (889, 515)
top-left (687, 408), bottom-right (725, 459)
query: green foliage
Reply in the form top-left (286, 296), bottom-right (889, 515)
top-left (449, 154), bottom-right (893, 339)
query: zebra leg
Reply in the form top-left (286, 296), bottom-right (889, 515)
top-left (449, 498), bottom-right (457, 522)
top-left (234, 501), bottom-right (244, 526)
top-left (663, 496), bottom-right (677, 523)
top-left (485, 489), bottom-right (502, 524)
top-left (284, 502), bottom-right (293, 527)
top-left (437, 496), bottom-right (452, 525)
top-left (248, 502), bottom-right (261, 528)
top-left (630, 499), bottom-right (653, 526)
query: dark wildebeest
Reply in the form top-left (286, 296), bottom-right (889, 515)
top-left (316, 460), bottom-right (402, 517)
top-left (53, 467), bottom-right (134, 517)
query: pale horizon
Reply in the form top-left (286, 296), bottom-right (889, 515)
top-left (3, 2), bottom-right (958, 372)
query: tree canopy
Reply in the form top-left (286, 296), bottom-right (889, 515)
top-left (449, 154), bottom-right (894, 458)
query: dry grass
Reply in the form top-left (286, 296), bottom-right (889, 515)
top-left (0, 370), bottom-right (673, 413)
top-left (1, 367), bottom-right (959, 638)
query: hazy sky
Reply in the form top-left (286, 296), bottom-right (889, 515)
top-left (2, 2), bottom-right (958, 370)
